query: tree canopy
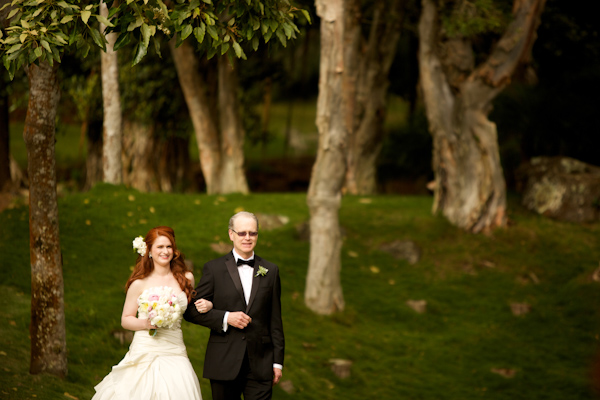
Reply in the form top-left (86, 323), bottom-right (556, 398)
top-left (0, 0), bottom-right (309, 78)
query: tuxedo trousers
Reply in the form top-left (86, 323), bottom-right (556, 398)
top-left (210, 351), bottom-right (272, 400)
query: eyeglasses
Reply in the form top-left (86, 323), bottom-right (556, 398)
top-left (231, 229), bottom-right (258, 237)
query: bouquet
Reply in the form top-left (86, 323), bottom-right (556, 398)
top-left (137, 286), bottom-right (182, 336)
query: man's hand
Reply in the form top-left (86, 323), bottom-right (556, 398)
top-left (227, 311), bottom-right (252, 329)
top-left (272, 367), bottom-right (282, 385)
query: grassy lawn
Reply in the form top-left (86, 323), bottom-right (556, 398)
top-left (1, 185), bottom-right (599, 399)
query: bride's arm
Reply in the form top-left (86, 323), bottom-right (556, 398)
top-left (121, 280), bottom-right (154, 331)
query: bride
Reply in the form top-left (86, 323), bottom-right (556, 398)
top-left (93, 226), bottom-right (212, 400)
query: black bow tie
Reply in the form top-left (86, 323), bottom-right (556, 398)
top-left (236, 258), bottom-right (255, 267)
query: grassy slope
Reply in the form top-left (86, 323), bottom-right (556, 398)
top-left (1, 185), bottom-right (599, 399)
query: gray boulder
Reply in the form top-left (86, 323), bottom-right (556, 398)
top-left (517, 156), bottom-right (600, 222)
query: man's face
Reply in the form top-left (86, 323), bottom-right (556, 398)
top-left (229, 216), bottom-right (258, 259)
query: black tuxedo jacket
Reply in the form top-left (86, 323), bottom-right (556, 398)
top-left (184, 252), bottom-right (284, 381)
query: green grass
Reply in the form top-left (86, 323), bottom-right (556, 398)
top-left (1, 185), bottom-right (599, 399)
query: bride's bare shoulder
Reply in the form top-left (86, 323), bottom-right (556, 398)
top-left (127, 278), bottom-right (149, 295)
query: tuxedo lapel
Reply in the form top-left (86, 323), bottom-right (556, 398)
top-left (225, 253), bottom-right (246, 305)
top-left (246, 256), bottom-right (262, 312)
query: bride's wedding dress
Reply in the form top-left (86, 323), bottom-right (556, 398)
top-left (92, 288), bottom-right (202, 400)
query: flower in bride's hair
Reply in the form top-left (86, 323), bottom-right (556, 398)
top-left (132, 236), bottom-right (147, 257)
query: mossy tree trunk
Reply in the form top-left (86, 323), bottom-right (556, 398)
top-left (24, 61), bottom-right (67, 377)
top-left (170, 39), bottom-right (249, 194)
top-left (305, 0), bottom-right (348, 315)
top-left (418, 0), bottom-right (545, 233)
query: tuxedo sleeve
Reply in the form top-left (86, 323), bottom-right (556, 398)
top-left (184, 262), bottom-right (226, 331)
top-left (271, 266), bottom-right (285, 366)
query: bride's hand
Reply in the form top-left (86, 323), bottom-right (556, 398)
top-left (195, 299), bottom-right (213, 314)
top-left (144, 318), bottom-right (156, 330)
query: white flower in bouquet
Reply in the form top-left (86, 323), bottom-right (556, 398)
top-left (137, 286), bottom-right (181, 336)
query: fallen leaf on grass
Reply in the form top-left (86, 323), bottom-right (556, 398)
top-left (491, 368), bottom-right (516, 378)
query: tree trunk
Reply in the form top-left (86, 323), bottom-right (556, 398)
top-left (157, 134), bottom-right (192, 192)
top-left (305, 0), bottom-right (348, 315)
top-left (216, 56), bottom-right (249, 194)
top-left (122, 119), bottom-right (160, 192)
top-left (84, 119), bottom-right (103, 190)
top-left (24, 61), bottom-right (67, 377)
top-left (100, 0), bottom-right (123, 184)
top-left (0, 83), bottom-right (10, 191)
top-left (344, 0), bottom-right (404, 195)
top-left (169, 39), bottom-right (221, 193)
top-left (418, 0), bottom-right (545, 233)
top-left (169, 39), bottom-right (249, 194)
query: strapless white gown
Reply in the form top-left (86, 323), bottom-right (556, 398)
top-left (92, 289), bottom-right (202, 400)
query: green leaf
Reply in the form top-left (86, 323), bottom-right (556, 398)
top-left (57, 1), bottom-right (70, 9)
top-left (263, 29), bottom-right (272, 43)
top-left (21, 20), bottom-right (29, 29)
top-left (54, 32), bottom-right (68, 45)
top-left (127, 17), bottom-right (143, 32)
top-left (113, 32), bottom-right (131, 52)
top-left (282, 22), bottom-right (293, 39)
top-left (81, 42), bottom-right (90, 58)
top-left (132, 41), bottom-right (148, 66)
top-left (28, 49), bottom-right (36, 63)
top-left (193, 25), bottom-right (205, 44)
top-left (7, 48), bottom-right (22, 61)
top-left (34, 46), bottom-right (42, 59)
top-left (181, 24), bottom-right (192, 41)
top-left (81, 10), bottom-right (92, 24)
top-left (141, 23), bottom-right (151, 48)
top-left (232, 41), bottom-right (246, 59)
top-left (275, 29), bottom-right (286, 47)
top-left (7, 43), bottom-right (22, 54)
top-left (152, 36), bottom-right (161, 58)
top-left (269, 19), bottom-right (278, 32)
top-left (251, 35), bottom-right (259, 51)
top-left (301, 9), bottom-right (311, 24)
top-left (50, 45), bottom-right (60, 62)
top-left (89, 28), bottom-right (106, 52)
top-left (202, 0), bottom-right (212, 3)
top-left (3, 55), bottom-right (11, 72)
top-left (206, 24), bottom-right (218, 41)
top-left (32, 7), bottom-right (43, 18)
top-left (7, 8), bottom-right (19, 19)
top-left (40, 39), bottom-right (51, 53)
top-left (220, 42), bottom-right (229, 55)
top-left (207, 45), bottom-right (217, 60)
top-left (60, 15), bottom-right (73, 24)
top-left (95, 15), bottom-right (114, 28)
top-left (108, 6), bottom-right (119, 18)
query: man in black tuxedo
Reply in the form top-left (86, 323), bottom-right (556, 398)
top-left (184, 211), bottom-right (284, 400)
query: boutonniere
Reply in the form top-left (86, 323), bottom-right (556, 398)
top-left (255, 266), bottom-right (269, 277)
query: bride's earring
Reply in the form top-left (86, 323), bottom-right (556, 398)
top-left (149, 253), bottom-right (152, 258)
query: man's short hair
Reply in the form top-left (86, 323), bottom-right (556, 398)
top-left (229, 211), bottom-right (259, 231)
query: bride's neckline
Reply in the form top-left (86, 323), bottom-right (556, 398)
top-left (142, 286), bottom-right (185, 297)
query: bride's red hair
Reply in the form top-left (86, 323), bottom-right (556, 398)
top-left (125, 226), bottom-right (194, 302)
